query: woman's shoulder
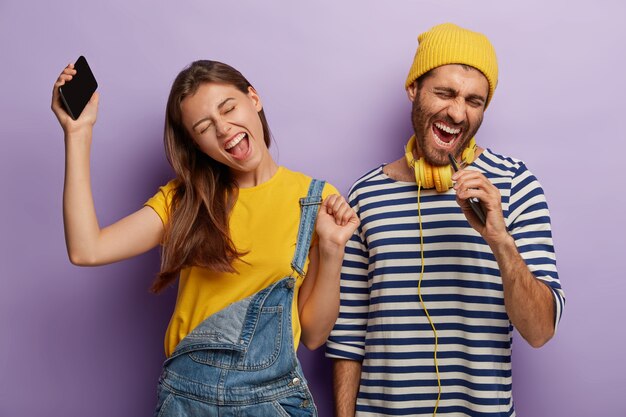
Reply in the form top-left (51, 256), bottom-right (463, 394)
top-left (278, 166), bottom-right (339, 197)
top-left (144, 178), bottom-right (181, 215)
top-left (159, 178), bottom-right (181, 194)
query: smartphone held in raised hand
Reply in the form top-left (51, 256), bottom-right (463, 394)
top-left (58, 56), bottom-right (98, 120)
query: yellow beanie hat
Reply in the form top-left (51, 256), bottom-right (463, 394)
top-left (405, 23), bottom-right (498, 107)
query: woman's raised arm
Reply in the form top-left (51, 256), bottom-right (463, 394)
top-left (52, 64), bottom-right (164, 266)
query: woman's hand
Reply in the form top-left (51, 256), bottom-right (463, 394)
top-left (315, 194), bottom-right (360, 249)
top-left (51, 63), bottom-right (99, 135)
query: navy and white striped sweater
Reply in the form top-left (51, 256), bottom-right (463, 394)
top-left (326, 149), bottom-right (564, 417)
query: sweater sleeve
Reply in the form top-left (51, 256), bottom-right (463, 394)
top-left (326, 190), bottom-right (371, 361)
top-left (507, 163), bottom-right (565, 332)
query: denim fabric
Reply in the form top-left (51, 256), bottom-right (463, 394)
top-left (154, 179), bottom-right (325, 417)
top-left (291, 179), bottom-right (325, 277)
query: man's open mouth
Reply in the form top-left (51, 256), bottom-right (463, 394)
top-left (432, 121), bottom-right (461, 148)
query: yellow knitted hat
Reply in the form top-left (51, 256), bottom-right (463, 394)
top-left (405, 23), bottom-right (498, 107)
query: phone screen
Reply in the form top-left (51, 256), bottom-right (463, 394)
top-left (58, 56), bottom-right (98, 120)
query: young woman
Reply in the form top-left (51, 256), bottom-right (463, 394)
top-left (51, 60), bottom-right (358, 416)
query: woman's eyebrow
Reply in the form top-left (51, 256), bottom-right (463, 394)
top-left (217, 97), bottom-right (235, 110)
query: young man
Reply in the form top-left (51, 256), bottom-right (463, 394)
top-left (327, 23), bottom-right (565, 417)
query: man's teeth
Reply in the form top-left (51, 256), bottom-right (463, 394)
top-left (434, 134), bottom-right (453, 147)
top-left (434, 122), bottom-right (461, 134)
top-left (225, 133), bottom-right (246, 150)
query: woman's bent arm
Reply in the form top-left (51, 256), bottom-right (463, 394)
top-left (298, 194), bottom-right (359, 350)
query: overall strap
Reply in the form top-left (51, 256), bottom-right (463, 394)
top-left (291, 178), bottom-right (326, 277)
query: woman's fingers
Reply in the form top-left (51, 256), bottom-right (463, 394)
top-left (323, 194), bottom-right (358, 226)
top-left (53, 65), bottom-right (76, 91)
top-left (51, 62), bottom-right (99, 130)
top-left (323, 194), bottom-right (352, 225)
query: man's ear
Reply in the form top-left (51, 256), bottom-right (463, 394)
top-left (406, 81), bottom-right (418, 102)
top-left (406, 80), bottom-right (419, 102)
top-left (247, 86), bottom-right (263, 112)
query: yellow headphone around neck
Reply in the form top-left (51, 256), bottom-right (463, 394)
top-left (404, 135), bottom-right (477, 192)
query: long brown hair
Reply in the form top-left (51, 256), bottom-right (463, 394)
top-left (151, 60), bottom-right (272, 293)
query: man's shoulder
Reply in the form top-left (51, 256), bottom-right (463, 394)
top-left (476, 149), bottom-right (529, 177)
top-left (349, 165), bottom-right (386, 192)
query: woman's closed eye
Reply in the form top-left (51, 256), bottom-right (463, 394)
top-left (200, 122), bottom-right (213, 134)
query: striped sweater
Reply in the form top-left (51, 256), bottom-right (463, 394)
top-left (326, 149), bottom-right (564, 417)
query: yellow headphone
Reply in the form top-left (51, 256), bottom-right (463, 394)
top-left (404, 135), bottom-right (477, 192)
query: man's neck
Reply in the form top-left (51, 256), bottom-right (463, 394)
top-left (383, 157), bottom-right (416, 182)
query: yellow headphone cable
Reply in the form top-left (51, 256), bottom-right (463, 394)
top-left (416, 181), bottom-right (442, 416)
top-left (405, 136), bottom-right (477, 416)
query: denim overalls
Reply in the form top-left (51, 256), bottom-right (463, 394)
top-left (154, 180), bottom-right (325, 417)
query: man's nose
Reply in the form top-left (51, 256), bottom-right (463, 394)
top-left (447, 99), bottom-right (467, 124)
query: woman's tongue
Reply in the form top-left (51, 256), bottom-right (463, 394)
top-left (227, 135), bottom-right (250, 160)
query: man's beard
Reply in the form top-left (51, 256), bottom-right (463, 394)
top-left (410, 95), bottom-right (482, 166)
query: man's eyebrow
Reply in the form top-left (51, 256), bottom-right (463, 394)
top-left (433, 86), bottom-right (456, 94)
top-left (191, 98), bottom-right (236, 130)
top-left (433, 87), bottom-right (486, 103)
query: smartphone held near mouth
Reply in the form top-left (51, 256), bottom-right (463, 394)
top-left (448, 153), bottom-right (486, 225)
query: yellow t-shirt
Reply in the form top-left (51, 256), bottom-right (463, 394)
top-left (145, 166), bottom-right (339, 357)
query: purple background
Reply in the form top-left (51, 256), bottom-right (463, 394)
top-left (1, 0), bottom-right (624, 416)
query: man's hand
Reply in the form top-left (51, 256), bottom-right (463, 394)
top-left (452, 169), bottom-right (508, 245)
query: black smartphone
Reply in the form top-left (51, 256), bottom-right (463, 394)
top-left (58, 56), bottom-right (98, 120)
top-left (448, 154), bottom-right (486, 225)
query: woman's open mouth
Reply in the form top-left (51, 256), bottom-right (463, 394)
top-left (224, 132), bottom-right (250, 160)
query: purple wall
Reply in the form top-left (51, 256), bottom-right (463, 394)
top-left (1, 0), bottom-right (624, 416)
